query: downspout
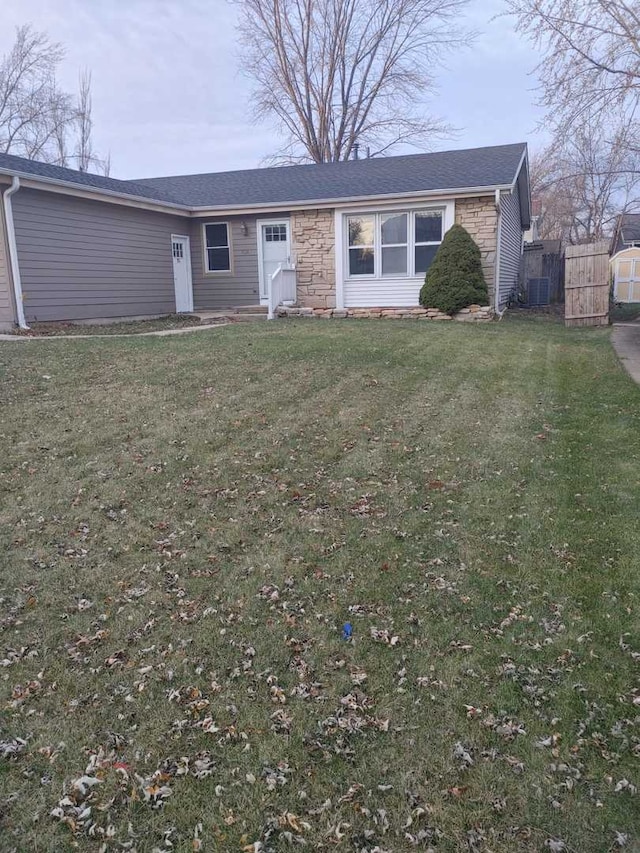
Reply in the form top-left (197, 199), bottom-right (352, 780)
top-left (494, 188), bottom-right (506, 318)
top-left (3, 177), bottom-right (28, 329)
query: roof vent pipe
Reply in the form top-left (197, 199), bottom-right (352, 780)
top-left (352, 143), bottom-right (359, 160)
top-left (3, 177), bottom-right (28, 330)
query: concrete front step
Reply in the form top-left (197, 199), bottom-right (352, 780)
top-left (235, 305), bottom-right (267, 314)
top-left (193, 308), bottom-right (268, 322)
top-left (228, 313), bottom-right (268, 322)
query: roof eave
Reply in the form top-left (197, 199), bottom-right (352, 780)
top-left (0, 167), bottom-right (190, 214)
top-left (188, 183), bottom-right (515, 216)
top-left (0, 166), bottom-right (525, 218)
top-left (510, 145), bottom-right (531, 229)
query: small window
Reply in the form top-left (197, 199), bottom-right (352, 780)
top-left (348, 215), bottom-right (375, 276)
top-left (172, 241), bottom-right (183, 259)
top-left (204, 223), bottom-right (230, 272)
top-left (265, 224), bottom-right (287, 242)
top-left (414, 211), bottom-right (443, 274)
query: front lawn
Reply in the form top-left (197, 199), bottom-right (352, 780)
top-left (1, 319), bottom-right (638, 852)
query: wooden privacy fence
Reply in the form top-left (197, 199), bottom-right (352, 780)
top-left (565, 241), bottom-right (610, 327)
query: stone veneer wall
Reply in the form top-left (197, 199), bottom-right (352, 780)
top-left (277, 304), bottom-right (493, 322)
top-left (291, 200), bottom-right (498, 310)
top-left (454, 196), bottom-right (497, 300)
top-left (291, 210), bottom-right (336, 308)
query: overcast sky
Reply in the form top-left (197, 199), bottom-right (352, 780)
top-left (0, 0), bottom-right (544, 179)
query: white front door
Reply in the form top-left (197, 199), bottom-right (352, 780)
top-left (258, 220), bottom-right (290, 302)
top-left (171, 235), bottom-right (193, 313)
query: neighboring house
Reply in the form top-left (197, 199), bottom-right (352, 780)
top-left (610, 213), bottom-right (640, 303)
top-left (611, 212), bottom-right (640, 255)
top-left (0, 143), bottom-right (530, 330)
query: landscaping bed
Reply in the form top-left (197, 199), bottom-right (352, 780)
top-left (8, 314), bottom-right (217, 336)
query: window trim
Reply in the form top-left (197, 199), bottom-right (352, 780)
top-left (202, 221), bottom-right (233, 275)
top-left (343, 206), bottom-right (446, 280)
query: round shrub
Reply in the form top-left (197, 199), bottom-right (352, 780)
top-left (419, 224), bottom-right (488, 314)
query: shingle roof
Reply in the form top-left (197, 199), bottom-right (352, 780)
top-left (0, 143), bottom-right (527, 210)
top-left (0, 151), bottom-right (184, 205)
top-left (135, 143), bottom-right (527, 207)
top-left (620, 213), bottom-right (640, 243)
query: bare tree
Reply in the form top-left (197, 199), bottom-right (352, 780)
top-left (530, 118), bottom-right (640, 243)
top-left (73, 70), bottom-right (110, 174)
top-left (0, 25), bottom-right (69, 158)
top-left (233, 0), bottom-right (473, 163)
top-left (506, 0), bottom-right (640, 135)
top-left (0, 25), bottom-right (110, 173)
top-left (75, 69), bottom-right (93, 171)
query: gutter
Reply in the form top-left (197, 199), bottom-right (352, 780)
top-left (3, 177), bottom-right (28, 329)
top-left (494, 188), bottom-right (506, 318)
top-left (189, 184), bottom-right (515, 216)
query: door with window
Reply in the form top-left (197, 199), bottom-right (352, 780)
top-left (259, 221), bottom-right (290, 301)
top-left (171, 235), bottom-right (193, 312)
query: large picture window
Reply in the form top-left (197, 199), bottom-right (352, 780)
top-left (204, 223), bottom-right (230, 272)
top-left (345, 208), bottom-right (444, 278)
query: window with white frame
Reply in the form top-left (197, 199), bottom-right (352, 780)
top-left (345, 208), bottom-right (444, 278)
top-left (348, 215), bottom-right (375, 275)
top-left (265, 224), bottom-right (287, 242)
top-left (204, 223), bottom-right (230, 272)
top-left (381, 212), bottom-right (408, 276)
top-left (414, 211), bottom-right (443, 274)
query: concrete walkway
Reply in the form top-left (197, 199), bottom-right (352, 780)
top-left (0, 322), bottom-right (228, 342)
top-left (612, 322), bottom-right (640, 385)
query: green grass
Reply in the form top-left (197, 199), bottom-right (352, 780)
top-left (611, 302), bottom-right (640, 323)
top-left (0, 318), bottom-right (639, 852)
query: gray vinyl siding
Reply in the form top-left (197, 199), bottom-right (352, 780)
top-left (191, 215), bottom-right (260, 309)
top-left (0, 201), bottom-right (15, 328)
top-left (498, 186), bottom-right (523, 308)
top-left (12, 188), bottom-right (188, 322)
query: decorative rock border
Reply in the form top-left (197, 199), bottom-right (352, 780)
top-left (276, 305), bottom-right (494, 322)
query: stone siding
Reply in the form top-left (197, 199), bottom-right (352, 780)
top-left (277, 304), bottom-right (493, 322)
top-left (291, 209), bottom-right (336, 308)
top-left (454, 196), bottom-right (497, 299)
top-left (290, 200), bottom-right (498, 311)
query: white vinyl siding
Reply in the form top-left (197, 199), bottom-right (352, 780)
top-left (498, 187), bottom-right (523, 309)
top-left (339, 201), bottom-right (455, 308)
